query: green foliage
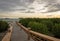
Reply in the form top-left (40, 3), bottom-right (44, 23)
top-left (52, 24), bottom-right (60, 38)
top-left (51, 18), bottom-right (60, 24)
top-left (19, 18), bottom-right (60, 38)
top-left (0, 21), bottom-right (9, 32)
top-left (28, 22), bottom-right (50, 35)
top-left (19, 18), bottom-right (31, 27)
top-left (40, 20), bottom-right (53, 31)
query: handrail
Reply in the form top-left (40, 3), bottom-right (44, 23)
top-left (16, 22), bottom-right (60, 41)
top-left (2, 23), bottom-right (13, 41)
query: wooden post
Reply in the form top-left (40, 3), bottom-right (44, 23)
top-left (28, 27), bottom-right (31, 40)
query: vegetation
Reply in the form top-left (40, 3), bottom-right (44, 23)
top-left (28, 22), bottom-right (50, 35)
top-left (0, 21), bottom-right (9, 32)
top-left (52, 23), bottom-right (60, 38)
top-left (19, 18), bottom-right (60, 38)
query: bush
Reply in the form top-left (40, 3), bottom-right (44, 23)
top-left (19, 19), bottom-right (31, 27)
top-left (19, 18), bottom-right (60, 38)
top-left (40, 20), bottom-right (53, 31)
top-left (0, 21), bottom-right (9, 32)
top-left (28, 22), bottom-right (50, 35)
top-left (52, 23), bottom-right (60, 38)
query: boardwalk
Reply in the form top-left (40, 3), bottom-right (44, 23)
top-left (11, 22), bottom-right (34, 41)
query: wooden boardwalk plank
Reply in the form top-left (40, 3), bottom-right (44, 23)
top-left (11, 22), bottom-right (34, 41)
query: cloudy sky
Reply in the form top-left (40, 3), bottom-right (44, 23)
top-left (0, 0), bottom-right (60, 18)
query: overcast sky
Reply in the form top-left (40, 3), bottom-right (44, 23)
top-left (0, 0), bottom-right (60, 13)
top-left (0, 0), bottom-right (60, 18)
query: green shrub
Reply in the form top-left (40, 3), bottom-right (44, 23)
top-left (40, 20), bottom-right (53, 31)
top-left (19, 19), bottom-right (31, 27)
top-left (52, 23), bottom-right (60, 38)
top-left (28, 22), bottom-right (50, 35)
top-left (0, 21), bottom-right (9, 32)
top-left (51, 18), bottom-right (60, 24)
top-left (19, 18), bottom-right (60, 38)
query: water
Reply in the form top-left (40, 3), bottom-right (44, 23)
top-left (0, 18), bottom-right (19, 22)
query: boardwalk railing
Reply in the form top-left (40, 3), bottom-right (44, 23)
top-left (2, 23), bottom-right (13, 41)
top-left (16, 22), bottom-right (60, 41)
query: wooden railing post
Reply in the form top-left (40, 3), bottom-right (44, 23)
top-left (27, 27), bottom-right (31, 40)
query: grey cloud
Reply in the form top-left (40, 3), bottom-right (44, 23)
top-left (47, 4), bottom-right (60, 12)
top-left (27, 0), bottom-right (60, 13)
top-left (0, 0), bottom-right (34, 12)
top-left (14, 8), bottom-right (26, 11)
top-left (28, 7), bottom-right (34, 10)
top-left (25, 10), bottom-right (35, 13)
top-left (0, 0), bottom-right (60, 13)
top-left (42, 0), bottom-right (60, 12)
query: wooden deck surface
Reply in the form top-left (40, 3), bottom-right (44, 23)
top-left (11, 22), bottom-right (34, 41)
